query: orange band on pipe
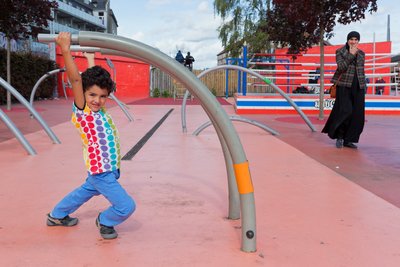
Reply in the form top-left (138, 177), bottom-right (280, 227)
top-left (233, 161), bottom-right (254, 194)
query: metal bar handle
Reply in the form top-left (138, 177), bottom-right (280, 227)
top-left (37, 33), bottom-right (79, 44)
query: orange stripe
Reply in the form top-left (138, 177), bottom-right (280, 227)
top-left (233, 161), bottom-right (254, 194)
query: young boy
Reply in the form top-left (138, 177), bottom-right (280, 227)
top-left (46, 32), bottom-right (136, 239)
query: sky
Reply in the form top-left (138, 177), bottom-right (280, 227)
top-left (111, 0), bottom-right (399, 69)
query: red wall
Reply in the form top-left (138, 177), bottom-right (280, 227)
top-left (274, 41), bottom-right (392, 95)
top-left (56, 49), bottom-right (150, 98)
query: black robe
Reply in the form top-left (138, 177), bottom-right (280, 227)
top-left (322, 73), bottom-right (365, 143)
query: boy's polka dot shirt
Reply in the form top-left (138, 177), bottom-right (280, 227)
top-left (71, 103), bottom-right (120, 174)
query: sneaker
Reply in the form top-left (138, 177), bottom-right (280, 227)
top-left (47, 213), bottom-right (78, 226)
top-left (95, 215), bottom-right (118, 239)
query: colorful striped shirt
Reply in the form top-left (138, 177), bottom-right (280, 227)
top-left (71, 103), bottom-right (120, 174)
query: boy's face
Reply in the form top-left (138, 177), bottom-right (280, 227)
top-left (84, 85), bottom-right (109, 112)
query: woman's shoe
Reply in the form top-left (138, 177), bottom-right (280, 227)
top-left (336, 138), bottom-right (344, 148)
top-left (344, 142), bottom-right (358, 149)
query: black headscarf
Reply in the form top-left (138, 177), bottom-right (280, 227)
top-left (347, 31), bottom-right (360, 41)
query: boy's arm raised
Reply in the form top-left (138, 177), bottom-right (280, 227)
top-left (56, 32), bottom-right (85, 109)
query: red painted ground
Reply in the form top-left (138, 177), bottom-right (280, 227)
top-left (128, 97), bottom-right (231, 105)
top-left (1, 97), bottom-right (400, 266)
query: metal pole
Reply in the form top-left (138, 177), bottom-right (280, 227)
top-left (372, 33), bottom-right (376, 95)
top-left (0, 77), bottom-right (61, 144)
top-left (0, 108), bottom-right (36, 155)
top-left (6, 38), bottom-right (11, 110)
top-left (109, 93), bottom-right (133, 122)
top-left (243, 43), bottom-right (248, 96)
top-left (182, 65), bottom-right (316, 133)
top-left (193, 115), bottom-right (279, 136)
top-left (30, 68), bottom-right (66, 108)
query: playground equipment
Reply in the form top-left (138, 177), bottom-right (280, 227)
top-left (28, 62), bottom-right (133, 123)
top-left (105, 58), bottom-right (117, 84)
top-left (0, 108), bottom-right (36, 155)
top-left (38, 31), bottom-right (256, 252)
top-left (181, 65), bottom-right (317, 133)
top-left (0, 77), bottom-right (61, 154)
top-left (227, 48), bottom-right (400, 114)
top-left (29, 68), bottom-right (66, 109)
top-left (193, 115), bottom-right (279, 136)
top-left (248, 51), bottom-right (399, 95)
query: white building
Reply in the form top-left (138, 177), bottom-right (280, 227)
top-left (49, 0), bottom-right (118, 34)
top-left (0, 0), bottom-right (118, 57)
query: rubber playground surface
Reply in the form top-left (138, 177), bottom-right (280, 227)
top-left (1, 97), bottom-right (400, 266)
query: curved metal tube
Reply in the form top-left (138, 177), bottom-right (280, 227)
top-left (193, 115), bottom-right (279, 136)
top-left (109, 92), bottom-right (133, 122)
top-left (181, 92), bottom-right (188, 133)
top-left (39, 32), bottom-right (256, 252)
top-left (69, 46), bottom-right (244, 226)
top-left (181, 65), bottom-right (317, 132)
top-left (0, 77), bottom-right (61, 145)
top-left (30, 68), bottom-right (66, 108)
top-left (61, 73), bottom-right (68, 100)
top-left (0, 108), bottom-right (36, 155)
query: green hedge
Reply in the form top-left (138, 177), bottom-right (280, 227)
top-left (0, 48), bottom-right (57, 105)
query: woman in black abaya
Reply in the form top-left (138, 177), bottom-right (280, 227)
top-left (322, 31), bottom-right (366, 149)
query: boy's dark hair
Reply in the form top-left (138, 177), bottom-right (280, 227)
top-left (81, 66), bottom-right (114, 95)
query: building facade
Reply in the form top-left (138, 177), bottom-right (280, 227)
top-left (1, 0), bottom-right (118, 57)
top-left (49, 0), bottom-right (118, 35)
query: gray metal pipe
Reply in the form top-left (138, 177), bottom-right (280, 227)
top-left (182, 65), bottom-right (317, 132)
top-left (0, 108), bottom-right (36, 155)
top-left (109, 92), bottom-right (133, 122)
top-left (183, 87), bottom-right (241, 220)
top-left (38, 32), bottom-right (256, 252)
top-left (193, 115), bottom-right (279, 136)
top-left (0, 77), bottom-right (61, 144)
top-left (30, 68), bottom-right (66, 108)
top-left (70, 45), bottom-right (146, 62)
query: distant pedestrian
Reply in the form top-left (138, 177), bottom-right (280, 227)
top-left (184, 52), bottom-right (195, 71)
top-left (375, 77), bottom-right (385, 95)
top-left (175, 50), bottom-right (184, 64)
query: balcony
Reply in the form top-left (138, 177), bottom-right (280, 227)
top-left (56, 1), bottom-right (106, 30)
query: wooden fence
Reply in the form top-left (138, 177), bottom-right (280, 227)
top-left (150, 67), bottom-right (274, 97)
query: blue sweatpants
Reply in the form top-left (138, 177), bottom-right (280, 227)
top-left (51, 169), bottom-right (135, 227)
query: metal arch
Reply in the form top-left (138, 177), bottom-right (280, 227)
top-left (38, 32), bottom-right (257, 252)
top-left (108, 92), bottom-right (134, 122)
top-left (0, 77), bottom-right (61, 145)
top-left (193, 115), bottom-right (279, 136)
top-left (69, 47), bottom-right (241, 222)
top-left (181, 65), bottom-right (317, 133)
top-left (30, 68), bottom-right (66, 108)
top-left (68, 46), bottom-right (242, 220)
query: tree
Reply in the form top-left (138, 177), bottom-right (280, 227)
top-left (214, 0), bottom-right (272, 58)
top-left (266, 0), bottom-right (378, 119)
top-left (0, 0), bottom-right (58, 110)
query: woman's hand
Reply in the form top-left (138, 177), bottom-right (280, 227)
top-left (349, 44), bottom-right (358, 55)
